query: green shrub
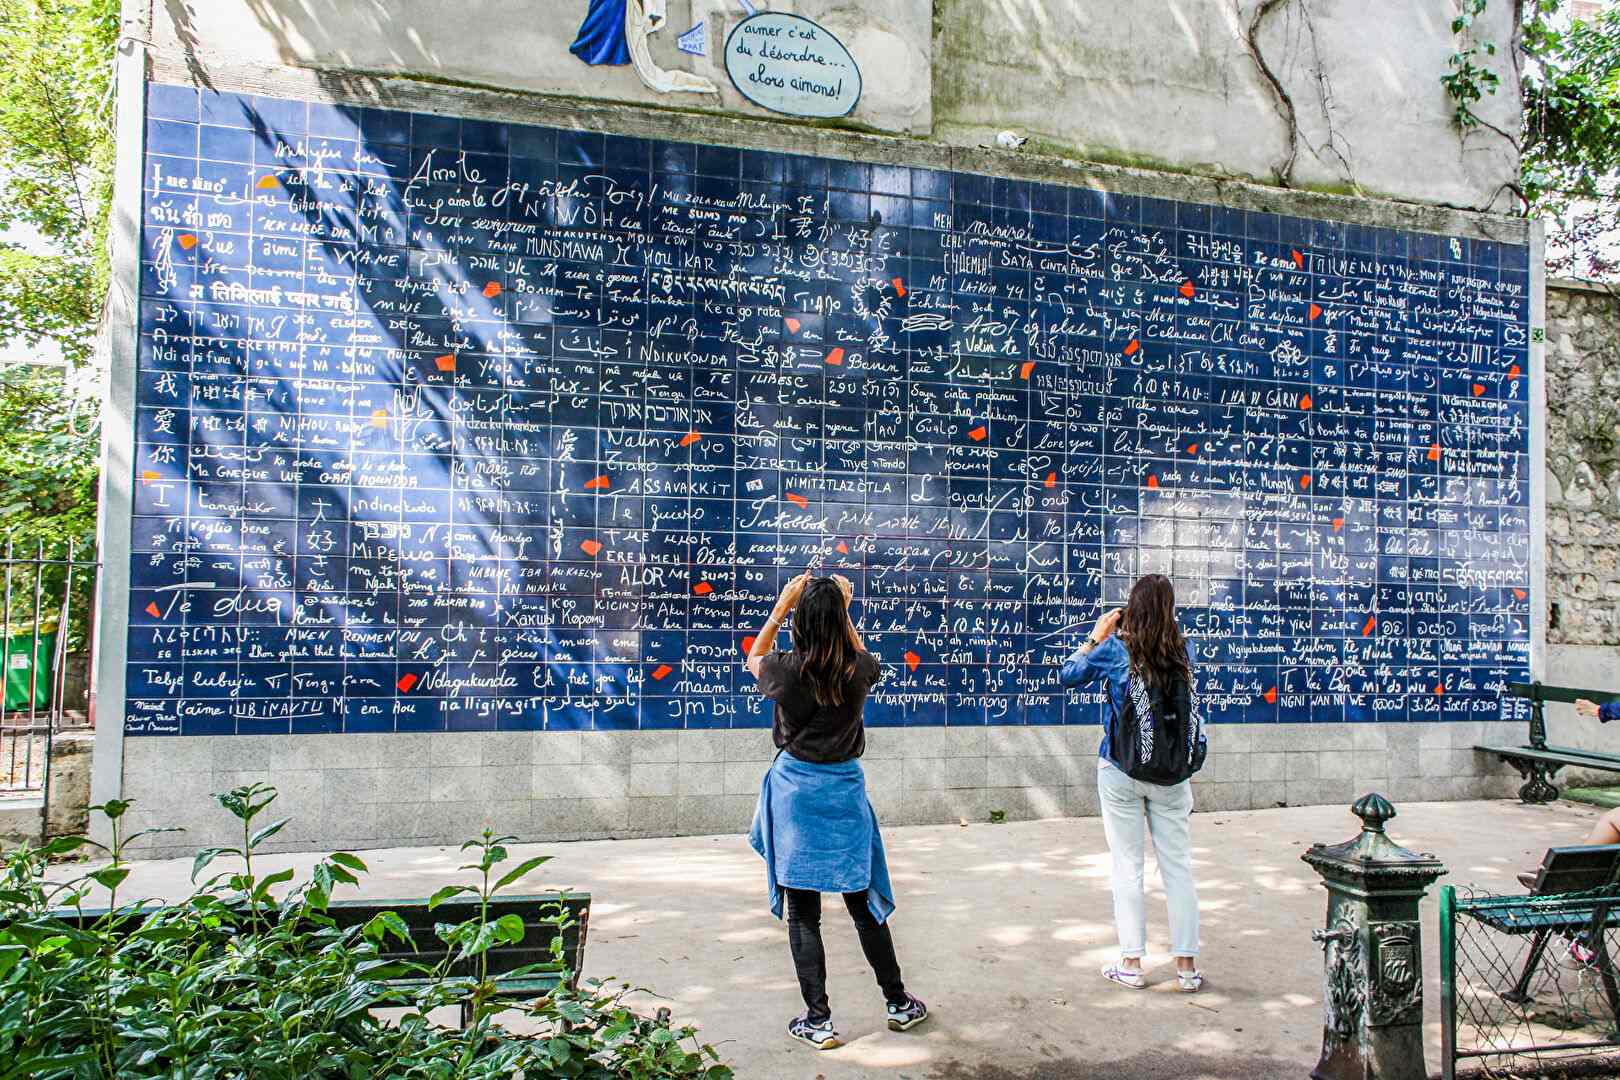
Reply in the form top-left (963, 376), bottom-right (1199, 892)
top-left (0, 785), bottom-right (733, 1079)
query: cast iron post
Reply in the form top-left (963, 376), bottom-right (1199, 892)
top-left (1301, 793), bottom-right (1448, 1080)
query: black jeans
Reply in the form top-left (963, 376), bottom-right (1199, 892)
top-left (784, 887), bottom-right (907, 1021)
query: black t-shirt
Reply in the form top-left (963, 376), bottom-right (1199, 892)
top-left (756, 650), bottom-right (883, 764)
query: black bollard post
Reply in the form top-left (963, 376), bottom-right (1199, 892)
top-left (1301, 794), bottom-right (1448, 1080)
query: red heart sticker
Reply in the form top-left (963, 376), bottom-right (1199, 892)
top-left (741, 635), bottom-right (757, 655)
top-left (1264, 687), bottom-right (1278, 705)
top-left (1509, 365), bottom-right (1522, 379)
top-left (892, 277), bottom-right (907, 296)
top-left (141, 470), bottom-right (161, 482)
top-left (693, 581), bottom-right (713, 596)
top-left (1146, 474), bottom-right (1159, 490)
top-left (1363, 616), bottom-right (1377, 637)
top-left (785, 492), bottom-right (808, 509)
top-left (1472, 383), bottom-right (1486, 397)
top-left (177, 234), bottom-right (198, 250)
top-left (397, 673), bottom-right (418, 693)
top-left (584, 475), bottom-right (610, 490)
top-left (1019, 361), bottom-right (1035, 380)
top-left (1308, 303), bottom-right (1322, 321)
top-left (435, 354), bottom-right (455, 372)
top-left (1332, 517), bottom-right (1344, 530)
top-left (580, 539), bottom-right (602, 556)
top-left (256, 174), bottom-right (279, 190)
top-left (1300, 393), bottom-right (1313, 411)
top-left (144, 601), bottom-right (162, 618)
top-left (1513, 588), bottom-right (1528, 601)
top-left (1045, 472), bottom-right (1057, 489)
top-left (784, 317), bottom-right (801, 333)
top-left (1179, 280), bottom-right (1196, 298)
top-left (651, 664), bottom-right (673, 681)
top-left (968, 425), bottom-right (988, 442)
top-left (482, 281), bottom-right (502, 298)
top-left (1427, 443), bottom-right (1441, 462)
top-left (680, 430), bottom-right (702, 447)
top-left (904, 650), bottom-right (921, 672)
top-left (825, 347), bottom-right (845, 366)
top-left (1434, 683), bottom-right (1445, 696)
top-left (1291, 249), bottom-right (1304, 268)
top-left (836, 541), bottom-right (849, 554)
top-left (1186, 444), bottom-right (1198, 455)
top-left (1123, 339), bottom-right (1140, 357)
top-left (1299, 474), bottom-right (1311, 489)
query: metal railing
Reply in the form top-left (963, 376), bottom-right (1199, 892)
top-left (0, 540), bottom-right (98, 804)
top-left (1441, 882), bottom-right (1620, 1079)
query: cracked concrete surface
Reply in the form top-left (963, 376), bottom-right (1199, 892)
top-left (933, 0), bottom-right (1522, 211)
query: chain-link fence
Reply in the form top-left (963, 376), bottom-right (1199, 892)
top-left (1442, 882), bottom-right (1620, 1079)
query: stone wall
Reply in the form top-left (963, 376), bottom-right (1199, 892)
top-left (1541, 282), bottom-right (1620, 778)
top-left (0, 731), bottom-right (94, 850)
top-left (1547, 281), bottom-right (1620, 647)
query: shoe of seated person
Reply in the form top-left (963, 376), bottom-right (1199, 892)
top-left (886, 993), bottom-right (929, 1031)
top-left (788, 1012), bottom-right (840, 1050)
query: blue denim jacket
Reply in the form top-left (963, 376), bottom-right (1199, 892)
top-left (1604, 703), bottom-right (1620, 724)
top-left (1059, 635), bottom-right (1203, 763)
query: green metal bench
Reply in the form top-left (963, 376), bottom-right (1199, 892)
top-left (1477, 682), bottom-right (1620, 804)
top-left (1467, 845), bottom-right (1620, 1010)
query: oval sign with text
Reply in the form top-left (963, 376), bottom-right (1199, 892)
top-left (724, 12), bottom-right (861, 119)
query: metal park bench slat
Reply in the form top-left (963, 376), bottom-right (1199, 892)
top-left (1458, 846), bottom-right (1620, 1010)
top-left (1477, 683), bottom-right (1620, 803)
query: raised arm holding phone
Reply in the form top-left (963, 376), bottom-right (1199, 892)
top-left (745, 571), bottom-right (927, 1050)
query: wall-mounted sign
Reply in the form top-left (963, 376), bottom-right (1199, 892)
top-left (724, 12), bottom-right (861, 118)
top-left (677, 21), bottom-right (706, 56)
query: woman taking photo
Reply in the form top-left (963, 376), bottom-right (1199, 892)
top-left (746, 570), bottom-right (928, 1049)
top-left (1060, 573), bottom-right (1206, 993)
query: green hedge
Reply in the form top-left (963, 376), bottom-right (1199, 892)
top-left (0, 785), bottom-right (733, 1079)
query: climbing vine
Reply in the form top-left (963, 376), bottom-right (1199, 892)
top-left (1441, 0), bottom-right (1501, 130)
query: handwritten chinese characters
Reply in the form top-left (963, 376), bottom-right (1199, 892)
top-left (126, 84), bottom-right (1532, 737)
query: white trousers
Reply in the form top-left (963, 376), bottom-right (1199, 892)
top-left (1096, 759), bottom-right (1200, 959)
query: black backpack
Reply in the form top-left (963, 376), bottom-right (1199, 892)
top-left (1110, 663), bottom-right (1206, 785)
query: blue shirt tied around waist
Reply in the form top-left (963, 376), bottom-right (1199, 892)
top-left (1058, 635), bottom-right (1204, 764)
top-left (749, 750), bottom-right (896, 924)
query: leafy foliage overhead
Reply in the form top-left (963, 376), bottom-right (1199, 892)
top-left (1521, 0), bottom-right (1620, 279)
top-left (1447, 0), bottom-right (1620, 280)
top-left (0, 0), bottom-right (118, 367)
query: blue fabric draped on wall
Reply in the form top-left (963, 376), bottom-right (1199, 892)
top-left (570, 0), bottom-right (631, 66)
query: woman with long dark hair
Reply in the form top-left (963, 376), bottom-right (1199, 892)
top-left (1059, 573), bottom-right (1205, 992)
top-left (746, 570), bottom-right (928, 1049)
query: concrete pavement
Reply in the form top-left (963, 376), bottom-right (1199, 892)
top-left (48, 796), bottom-right (1606, 1079)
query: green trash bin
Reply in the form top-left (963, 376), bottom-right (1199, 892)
top-left (2, 620), bottom-right (57, 712)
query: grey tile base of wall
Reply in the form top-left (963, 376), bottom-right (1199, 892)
top-left (111, 722), bottom-right (1528, 857)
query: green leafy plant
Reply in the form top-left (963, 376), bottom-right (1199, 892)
top-left (0, 787), bottom-right (734, 1079)
top-left (0, 0), bottom-right (119, 370)
top-left (1442, 0), bottom-right (1501, 129)
top-left (1444, 0), bottom-right (1620, 280)
top-left (0, 362), bottom-right (100, 660)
